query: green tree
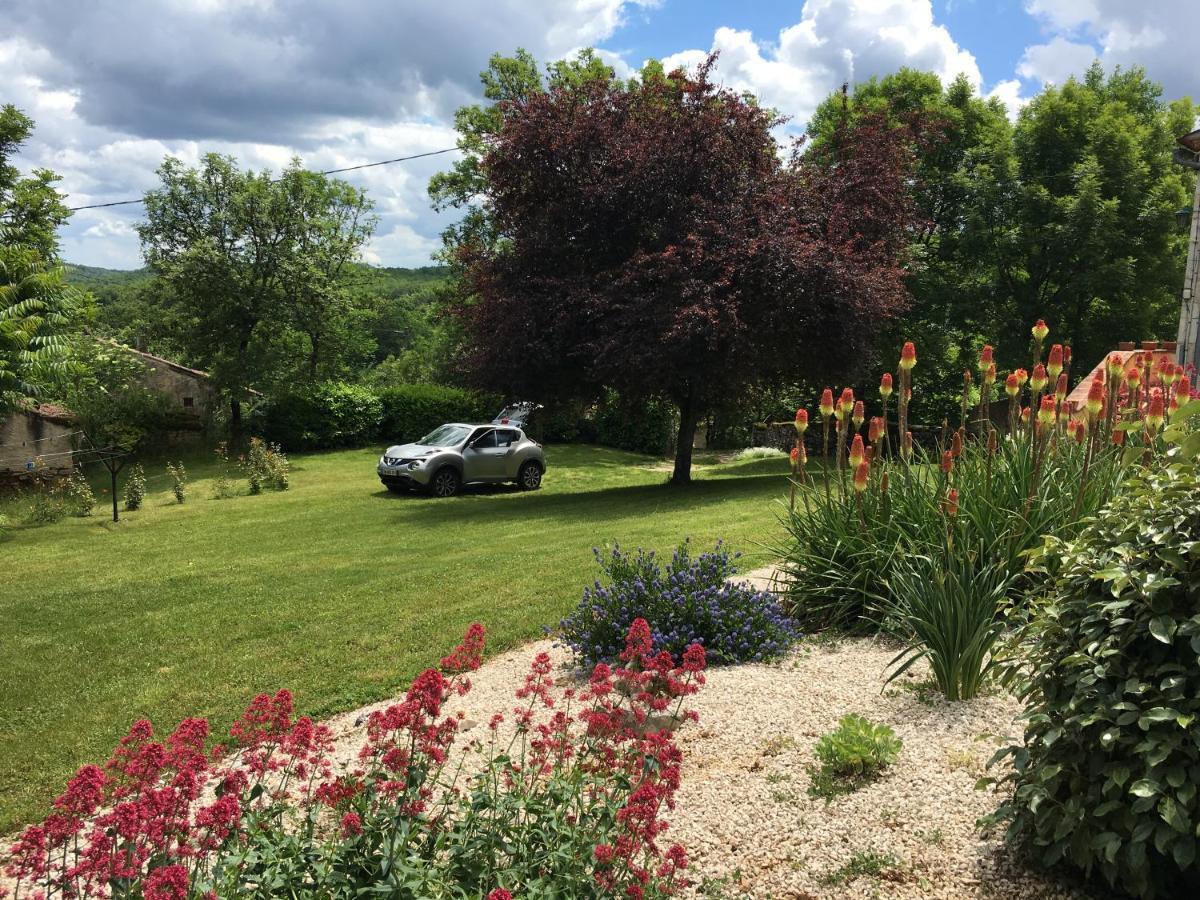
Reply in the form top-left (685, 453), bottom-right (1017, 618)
top-left (137, 155), bottom-right (376, 436)
top-left (0, 105), bottom-right (91, 410)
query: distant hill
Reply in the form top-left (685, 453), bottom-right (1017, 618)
top-left (64, 262), bottom-right (450, 295)
top-left (64, 263), bottom-right (153, 289)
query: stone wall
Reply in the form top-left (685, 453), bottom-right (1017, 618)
top-left (0, 410), bottom-right (78, 487)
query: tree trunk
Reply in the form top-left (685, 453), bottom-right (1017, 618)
top-left (671, 389), bottom-right (699, 485)
top-left (230, 397), bottom-right (243, 448)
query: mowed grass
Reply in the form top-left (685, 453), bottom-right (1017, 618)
top-left (0, 444), bottom-right (791, 831)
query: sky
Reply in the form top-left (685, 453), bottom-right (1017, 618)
top-left (3, 0), bottom-right (1196, 270)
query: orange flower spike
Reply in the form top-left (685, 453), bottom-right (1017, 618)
top-left (984, 362), bottom-right (997, 386)
top-left (839, 387), bottom-right (855, 414)
top-left (1106, 353), bottom-right (1123, 379)
top-left (1063, 344), bottom-right (1071, 368)
top-left (1146, 390), bottom-right (1165, 429)
top-left (820, 389), bottom-right (835, 419)
top-left (869, 416), bottom-right (884, 443)
top-left (1030, 364), bottom-right (1048, 393)
top-left (940, 450), bottom-right (954, 475)
top-left (979, 344), bottom-right (994, 371)
top-left (902, 431), bottom-right (914, 460)
top-left (1047, 344), bottom-right (1064, 380)
top-left (794, 408), bottom-right (809, 434)
top-left (1032, 319), bottom-right (1049, 342)
top-left (950, 431), bottom-right (963, 458)
top-left (944, 488), bottom-right (959, 517)
top-left (853, 460), bottom-right (870, 493)
top-left (987, 429), bottom-right (998, 455)
top-left (880, 470), bottom-right (889, 493)
top-left (852, 400), bottom-right (865, 430)
top-left (1016, 368), bottom-right (1029, 388)
top-left (899, 341), bottom-right (917, 372)
top-left (1112, 427), bottom-right (1126, 447)
top-left (879, 372), bottom-right (893, 399)
top-left (848, 434), bottom-right (865, 469)
top-left (1086, 378), bottom-right (1105, 419)
top-left (1037, 396), bottom-right (1057, 430)
top-left (789, 446), bottom-right (800, 471)
top-left (1055, 373), bottom-right (1068, 403)
top-left (1176, 375), bottom-right (1192, 403)
top-left (1005, 372), bottom-right (1020, 398)
top-left (1021, 406), bottom-right (1031, 425)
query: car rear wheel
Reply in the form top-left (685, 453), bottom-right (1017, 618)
top-left (429, 467), bottom-right (460, 498)
top-left (517, 461), bottom-right (543, 491)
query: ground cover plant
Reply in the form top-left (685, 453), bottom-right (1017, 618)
top-left (807, 714), bottom-right (902, 800)
top-left (0, 444), bottom-right (786, 831)
top-left (558, 540), bottom-right (797, 666)
top-left (3, 620), bottom-right (705, 898)
top-left (987, 444), bottom-right (1200, 899)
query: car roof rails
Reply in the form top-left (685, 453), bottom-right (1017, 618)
top-left (492, 401), bottom-right (542, 427)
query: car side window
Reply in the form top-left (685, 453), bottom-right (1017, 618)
top-left (496, 429), bottom-right (518, 448)
top-left (471, 429), bottom-right (498, 449)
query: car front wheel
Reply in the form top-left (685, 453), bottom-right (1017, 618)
top-left (517, 461), bottom-right (543, 491)
top-left (429, 467), bottom-right (460, 498)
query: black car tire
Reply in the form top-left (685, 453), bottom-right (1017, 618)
top-left (385, 483), bottom-right (408, 494)
top-left (517, 460), bottom-right (543, 491)
top-left (429, 466), bottom-right (461, 498)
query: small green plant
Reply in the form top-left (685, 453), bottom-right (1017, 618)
top-left (808, 714), bottom-right (901, 800)
top-left (761, 734), bottom-right (798, 757)
top-left (211, 472), bottom-right (237, 500)
top-left (243, 437), bottom-right (290, 494)
top-left (63, 468), bottom-right (95, 517)
top-left (123, 463), bottom-right (146, 511)
top-left (166, 461), bottom-right (187, 503)
top-left (25, 477), bottom-right (68, 525)
top-left (819, 850), bottom-right (901, 886)
top-left (697, 869), bottom-right (745, 899)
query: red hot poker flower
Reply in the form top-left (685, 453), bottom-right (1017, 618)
top-left (1021, 406), bottom-right (1031, 424)
top-left (944, 488), bottom-right (959, 517)
top-left (851, 400), bottom-right (865, 430)
top-left (1055, 373), bottom-right (1068, 402)
top-left (899, 341), bottom-right (917, 371)
top-left (794, 409), bottom-right (808, 434)
top-left (869, 416), bottom-right (884, 443)
top-left (950, 431), bottom-right (962, 458)
top-left (1086, 378), bottom-right (1104, 419)
top-left (852, 461), bottom-right (870, 493)
top-left (879, 373), bottom-right (893, 398)
top-left (819, 389), bottom-right (835, 418)
top-left (984, 362), bottom-right (996, 385)
top-left (1032, 319), bottom-right (1049, 341)
top-left (940, 450), bottom-right (954, 475)
top-left (1005, 372), bottom-right (1020, 398)
top-left (902, 431), bottom-right (913, 459)
top-left (1015, 368), bottom-right (1029, 388)
top-left (979, 344), bottom-right (994, 370)
top-left (1030, 364), bottom-right (1048, 393)
top-left (848, 434), bottom-right (865, 469)
top-left (839, 387), bottom-right (855, 414)
top-left (1146, 390), bottom-right (1165, 429)
top-left (1047, 344), bottom-right (1064, 379)
top-left (1037, 396), bottom-right (1057, 429)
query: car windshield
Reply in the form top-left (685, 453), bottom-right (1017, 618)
top-left (417, 424), bottom-right (471, 447)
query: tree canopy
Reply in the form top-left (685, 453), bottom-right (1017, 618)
top-left (0, 105), bottom-right (91, 411)
top-left (439, 53), bottom-right (916, 482)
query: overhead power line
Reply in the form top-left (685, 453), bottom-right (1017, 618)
top-left (67, 146), bottom-right (462, 212)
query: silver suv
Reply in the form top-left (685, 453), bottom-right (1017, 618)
top-left (377, 404), bottom-right (546, 498)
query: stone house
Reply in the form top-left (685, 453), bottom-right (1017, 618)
top-left (0, 403), bottom-right (80, 486)
top-left (122, 346), bottom-right (218, 425)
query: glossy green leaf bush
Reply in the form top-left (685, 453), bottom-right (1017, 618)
top-left (988, 455), bottom-right (1200, 898)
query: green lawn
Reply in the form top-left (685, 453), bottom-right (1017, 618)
top-left (0, 444), bottom-right (791, 831)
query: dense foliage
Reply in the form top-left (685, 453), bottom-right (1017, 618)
top-left (3, 622), bottom-right (705, 899)
top-left (559, 541), bottom-right (798, 666)
top-left (252, 381), bottom-right (383, 450)
top-left (0, 105), bottom-right (92, 411)
top-left (376, 383), bottom-right (498, 444)
top-left (441, 52), bottom-right (915, 483)
top-left (988, 446), bottom-right (1200, 898)
top-left (809, 66), bottom-right (1196, 419)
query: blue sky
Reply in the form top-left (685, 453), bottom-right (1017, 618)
top-left (3, 0), bottom-right (1195, 269)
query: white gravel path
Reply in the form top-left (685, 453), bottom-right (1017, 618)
top-left (317, 633), bottom-right (1102, 900)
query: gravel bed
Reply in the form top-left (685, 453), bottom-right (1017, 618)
top-left (320, 636), bottom-right (1102, 900)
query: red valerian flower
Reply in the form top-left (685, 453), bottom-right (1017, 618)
top-left (794, 408), bottom-right (808, 434)
top-left (440, 622), bottom-right (486, 674)
top-left (487, 890), bottom-right (513, 900)
top-left (1032, 319), bottom-right (1049, 341)
top-left (143, 864), bottom-right (189, 900)
top-left (879, 372), bottom-right (893, 398)
top-left (819, 388), bottom-right (835, 418)
top-left (899, 341), bottom-right (917, 371)
top-left (339, 812), bottom-right (363, 837)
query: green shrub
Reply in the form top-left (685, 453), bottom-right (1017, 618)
top-left (243, 437), bottom-right (290, 493)
top-left (808, 714), bottom-right (901, 800)
top-left (883, 548), bottom-right (1011, 701)
top-left (25, 482), bottom-right (68, 524)
top-left (211, 472), bottom-right (237, 500)
top-left (167, 461), bottom-right (187, 503)
top-left (254, 381), bottom-right (382, 450)
top-left (63, 468), bottom-right (95, 517)
top-left (123, 463), bottom-right (146, 510)
top-left (592, 390), bottom-right (676, 457)
top-left (376, 383), bottom-right (499, 444)
top-left (558, 540), bottom-right (798, 666)
top-left (987, 456), bottom-right (1200, 899)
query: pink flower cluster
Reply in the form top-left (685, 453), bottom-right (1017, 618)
top-left (3, 620), bottom-right (706, 899)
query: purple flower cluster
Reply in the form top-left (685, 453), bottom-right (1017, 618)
top-left (558, 540), bottom-right (799, 666)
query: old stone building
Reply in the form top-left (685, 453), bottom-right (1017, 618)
top-left (122, 346), bottom-right (218, 424)
top-left (0, 403), bottom-right (80, 486)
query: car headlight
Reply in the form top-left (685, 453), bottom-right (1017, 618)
top-left (409, 460), bottom-right (422, 469)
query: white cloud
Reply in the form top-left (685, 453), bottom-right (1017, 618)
top-left (986, 79), bottom-right (1029, 121)
top-left (1022, 1), bottom-right (1199, 100)
top-left (654, 0), bottom-right (985, 134)
top-left (1016, 36), bottom-right (1097, 86)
